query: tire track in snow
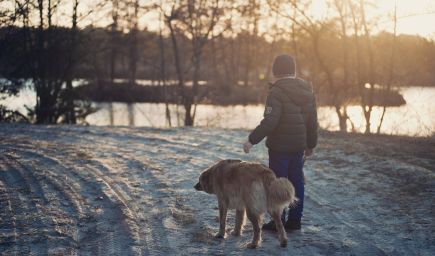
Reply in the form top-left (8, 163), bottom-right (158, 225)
top-left (77, 129), bottom-right (225, 254)
top-left (73, 134), bottom-right (177, 255)
top-left (0, 154), bottom-right (50, 255)
top-left (83, 161), bottom-right (145, 251)
top-left (87, 129), bottom-right (206, 254)
top-left (1, 146), bottom-right (140, 255)
top-left (0, 175), bottom-right (19, 255)
top-left (2, 151), bottom-right (84, 254)
top-left (40, 151), bottom-right (140, 255)
top-left (3, 148), bottom-right (88, 255)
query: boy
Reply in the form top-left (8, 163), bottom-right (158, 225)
top-left (243, 54), bottom-right (318, 231)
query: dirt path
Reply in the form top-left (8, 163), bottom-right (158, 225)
top-left (0, 124), bottom-right (433, 255)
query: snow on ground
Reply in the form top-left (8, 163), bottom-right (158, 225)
top-left (0, 123), bottom-right (433, 255)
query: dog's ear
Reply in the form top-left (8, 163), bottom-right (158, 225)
top-left (199, 168), bottom-right (215, 194)
top-left (218, 159), bottom-right (241, 170)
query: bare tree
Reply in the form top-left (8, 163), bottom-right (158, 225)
top-left (34, 0), bottom-right (64, 123)
top-left (127, 0), bottom-right (140, 126)
top-left (64, 0), bottom-right (79, 124)
top-left (359, 0), bottom-right (376, 134)
top-left (239, 0), bottom-right (261, 86)
top-left (333, 0), bottom-right (356, 131)
top-left (128, 0), bottom-right (139, 86)
top-left (164, 0), bottom-right (225, 126)
top-left (108, 0), bottom-right (120, 125)
top-left (348, 0), bottom-right (379, 134)
top-left (268, 0), bottom-right (350, 132)
top-left (377, 1), bottom-right (397, 134)
top-left (165, 3), bottom-right (186, 124)
top-left (157, 1), bottom-right (172, 126)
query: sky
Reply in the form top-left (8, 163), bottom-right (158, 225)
top-left (102, 0), bottom-right (435, 39)
top-left (361, 0), bottom-right (435, 39)
top-left (2, 0), bottom-right (435, 39)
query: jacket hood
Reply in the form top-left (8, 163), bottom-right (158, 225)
top-left (274, 78), bottom-right (314, 106)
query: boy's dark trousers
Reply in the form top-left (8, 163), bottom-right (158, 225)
top-left (268, 150), bottom-right (304, 222)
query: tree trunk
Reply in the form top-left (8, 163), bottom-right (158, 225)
top-left (158, 12), bottom-right (171, 127)
top-left (128, 103), bottom-right (135, 126)
top-left (312, 31), bottom-right (347, 133)
top-left (35, 0), bottom-right (51, 124)
top-left (109, 0), bottom-right (118, 126)
top-left (128, 0), bottom-right (139, 87)
top-left (65, 0), bottom-right (79, 124)
top-left (335, 106), bottom-right (348, 133)
top-left (184, 99), bottom-right (194, 126)
top-left (190, 48), bottom-right (202, 124)
top-left (360, 0), bottom-right (375, 134)
top-left (167, 18), bottom-right (192, 126)
top-left (377, 2), bottom-right (397, 134)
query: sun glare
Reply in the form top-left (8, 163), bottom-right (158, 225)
top-left (373, 0), bottom-right (435, 38)
top-left (6, 0), bottom-right (434, 39)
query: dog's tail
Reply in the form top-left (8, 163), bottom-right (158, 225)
top-left (265, 177), bottom-right (297, 208)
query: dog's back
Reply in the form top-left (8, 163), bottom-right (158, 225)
top-left (213, 161), bottom-right (296, 215)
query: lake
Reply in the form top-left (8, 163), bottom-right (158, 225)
top-left (1, 86), bottom-right (434, 137)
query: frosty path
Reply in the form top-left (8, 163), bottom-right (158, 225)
top-left (0, 124), bottom-right (434, 255)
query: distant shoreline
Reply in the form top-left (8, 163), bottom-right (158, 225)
top-left (74, 81), bottom-right (407, 107)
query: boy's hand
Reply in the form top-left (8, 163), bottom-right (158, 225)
top-left (243, 141), bottom-right (253, 153)
top-left (304, 148), bottom-right (313, 160)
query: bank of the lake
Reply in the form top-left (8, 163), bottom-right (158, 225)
top-left (84, 86), bottom-right (434, 136)
top-left (1, 86), bottom-right (434, 137)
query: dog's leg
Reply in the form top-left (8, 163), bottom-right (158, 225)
top-left (232, 209), bottom-right (245, 236)
top-left (246, 210), bottom-right (261, 249)
top-left (215, 201), bottom-right (228, 238)
top-left (271, 210), bottom-right (287, 247)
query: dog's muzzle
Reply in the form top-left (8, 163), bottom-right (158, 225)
top-left (194, 182), bottom-right (202, 191)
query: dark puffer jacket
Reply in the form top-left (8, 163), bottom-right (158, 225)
top-left (248, 77), bottom-right (318, 153)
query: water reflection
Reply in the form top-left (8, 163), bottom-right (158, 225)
top-left (2, 86), bottom-right (434, 136)
top-left (85, 87), bottom-right (434, 136)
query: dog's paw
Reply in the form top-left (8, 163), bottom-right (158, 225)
top-left (231, 230), bottom-right (241, 236)
top-left (280, 239), bottom-right (288, 247)
top-left (214, 233), bottom-right (225, 239)
top-left (247, 242), bottom-right (258, 249)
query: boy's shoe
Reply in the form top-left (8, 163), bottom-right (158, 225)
top-left (284, 219), bottom-right (301, 231)
top-left (262, 220), bottom-right (279, 231)
top-left (263, 219), bottom-right (301, 231)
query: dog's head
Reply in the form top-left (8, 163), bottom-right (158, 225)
top-left (194, 159), bottom-right (241, 194)
top-left (194, 165), bottom-right (215, 194)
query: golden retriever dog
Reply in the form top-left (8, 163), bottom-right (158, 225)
top-left (194, 159), bottom-right (296, 248)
